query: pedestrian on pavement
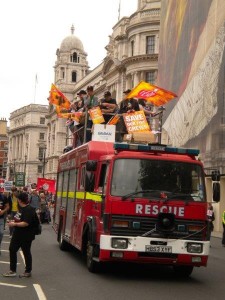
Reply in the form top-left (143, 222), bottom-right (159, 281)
top-left (29, 189), bottom-right (41, 217)
top-left (2, 192), bottom-right (36, 278)
top-left (207, 203), bottom-right (215, 241)
top-left (8, 187), bottom-right (19, 237)
top-left (39, 193), bottom-right (48, 224)
top-left (0, 191), bottom-right (10, 255)
top-left (222, 209), bottom-right (225, 247)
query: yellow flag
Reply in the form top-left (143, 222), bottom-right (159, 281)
top-left (126, 81), bottom-right (177, 106)
top-left (48, 84), bottom-right (71, 109)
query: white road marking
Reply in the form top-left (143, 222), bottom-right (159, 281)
top-left (0, 261), bottom-right (10, 264)
top-left (2, 241), bottom-right (10, 244)
top-left (33, 284), bottom-right (47, 300)
top-left (0, 282), bottom-right (26, 288)
top-left (1, 249), bottom-right (9, 252)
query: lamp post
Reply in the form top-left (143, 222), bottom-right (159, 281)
top-left (42, 148), bottom-right (46, 178)
top-left (12, 158), bottom-right (16, 183)
top-left (24, 154), bottom-right (27, 185)
top-left (39, 147), bottom-right (47, 178)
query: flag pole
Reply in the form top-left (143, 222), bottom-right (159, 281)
top-left (34, 74), bottom-right (38, 104)
top-left (118, 0), bottom-right (121, 21)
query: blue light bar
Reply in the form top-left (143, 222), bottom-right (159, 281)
top-left (114, 143), bottom-right (199, 156)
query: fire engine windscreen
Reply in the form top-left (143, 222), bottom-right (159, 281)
top-left (111, 159), bottom-right (205, 201)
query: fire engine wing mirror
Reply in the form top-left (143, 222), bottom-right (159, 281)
top-left (212, 182), bottom-right (220, 202)
top-left (85, 172), bottom-right (95, 192)
top-left (86, 160), bottom-right (97, 171)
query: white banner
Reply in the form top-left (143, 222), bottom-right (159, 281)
top-left (92, 124), bottom-right (115, 142)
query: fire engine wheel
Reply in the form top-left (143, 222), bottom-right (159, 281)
top-left (173, 265), bottom-right (194, 277)
top-left (58, 227), bottom-right (69, 251)
top-left (86, 240), bottom-right (99, 273)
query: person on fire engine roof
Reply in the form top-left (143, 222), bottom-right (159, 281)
top-left (116, 89), bottom-right (140, 141)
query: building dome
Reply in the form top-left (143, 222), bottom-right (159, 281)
top-left (60, 25), bottom-right (84, 52)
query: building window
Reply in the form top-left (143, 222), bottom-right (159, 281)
top-left (146, 36), bottom-right (155, 54)
top-left (72, 71), bottom-right (77, 83)
top-left (38, 165), bottom-right (43, 174)
top-left (38, 147), bottom-right (44, 160)
top-left (131, 40), bottom-right (134, 56)
top-left (60, 67), bottom-right (65, 79)
top-left (39, 133), bottom-right (45, 140)
top-left (146, 71), bottom-right (156, 84)
top-left (40, 117), bottom-right (45, 125)
top-left (71, 52), bottom-right (78, 63)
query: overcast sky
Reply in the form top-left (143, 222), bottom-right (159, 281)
top-left (0, 0), bottom-right (137, 122)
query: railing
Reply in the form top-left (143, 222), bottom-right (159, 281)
top-left (64, 108), bottom-right (165, 151)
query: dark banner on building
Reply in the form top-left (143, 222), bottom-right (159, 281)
top-left (157, 0), bottom-right (225, 172)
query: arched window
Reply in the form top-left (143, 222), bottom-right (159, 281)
top-left (72, 71), bottom-right (77, 82)
top-left (71, 52), bottom-right (78, 63)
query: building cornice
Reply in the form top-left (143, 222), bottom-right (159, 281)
top-left (8, 124), bottom-right (47, 134)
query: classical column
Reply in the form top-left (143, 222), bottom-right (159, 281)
top-left (133, 72), bottom-right (139, 87)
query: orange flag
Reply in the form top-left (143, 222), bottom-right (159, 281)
top-left (125, 81), bottom-right (177, 106)
top-left (57, 111), bottom-right (83, 122)
top-left (49, 84), bottom-right (71, 109)
top-left (107, 114), bottom-right (120, 125)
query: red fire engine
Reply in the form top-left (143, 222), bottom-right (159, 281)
top-left (53, 140), bottom-right (213, 276)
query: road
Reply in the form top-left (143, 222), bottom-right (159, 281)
top-left (0, 223), bottom-right (224, 300)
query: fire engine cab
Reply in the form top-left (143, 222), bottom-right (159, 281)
top-left (53, 140), bottom-right (211, 276)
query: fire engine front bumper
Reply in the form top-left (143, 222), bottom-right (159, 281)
top-left (99, 235), bottom-right (210, 266)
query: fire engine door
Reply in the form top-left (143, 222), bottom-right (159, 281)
top-left (73, 165), bottom-right (86, 250)
top-left (65, 169), bottom-right (77, 240)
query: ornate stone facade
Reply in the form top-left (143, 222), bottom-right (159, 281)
top-left (45, 0), bottom-right (161, 180)
top-left (7, 104), bottom-right (49, 185)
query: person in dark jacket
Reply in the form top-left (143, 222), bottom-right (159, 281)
top-left (0, 191), bottom-right (10, 254)
top-left (207, 203), bottom-right (215, 241)
top-left (2, 192), bottom-right (35, 278)
top-left (116, 89), bottom-right (140, 141)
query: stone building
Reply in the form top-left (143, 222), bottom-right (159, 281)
top-left (0, 118), bottom-right (8, 179)
top-left (7, 104), bottom-right (48, 185)
top-left (45, 0), bottom-right (161, 180)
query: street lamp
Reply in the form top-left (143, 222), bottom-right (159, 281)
top-left (39, 147), bottom-right (47, 178)
top-left (24, 154), bottom-right (27, 185)
top-left (12, 158), bottom-right (16, 183)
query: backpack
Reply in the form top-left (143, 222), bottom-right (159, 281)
top-left (32, 211), bottom-right (42, 235)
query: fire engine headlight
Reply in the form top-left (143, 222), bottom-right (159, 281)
top-left (112, 220), bottom-right (129, 228)
top-left (111, 238), bottom-right (128, 249)
top-left (187, 242), bottom-right (203, 253)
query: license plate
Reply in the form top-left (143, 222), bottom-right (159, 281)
top-left (145, 245), bottom-right (172, 253)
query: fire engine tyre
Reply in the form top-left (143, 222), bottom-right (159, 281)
top-left (58, 227), bottom-right (69, 251)
top-left (86, 240), bottom-right (100, 273)
top-left (173, 265), bottom-right (194, 277)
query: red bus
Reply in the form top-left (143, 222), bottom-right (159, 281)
top-left (53, 141), bottom-right (212, 276)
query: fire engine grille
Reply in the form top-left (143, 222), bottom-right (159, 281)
top-left (110, 215), bottom-right (205, 241)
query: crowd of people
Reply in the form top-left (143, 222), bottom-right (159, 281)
top-left (0, 187), bottom-right (54, 278)
top-left (65, 85), bottom-right (156, 147)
